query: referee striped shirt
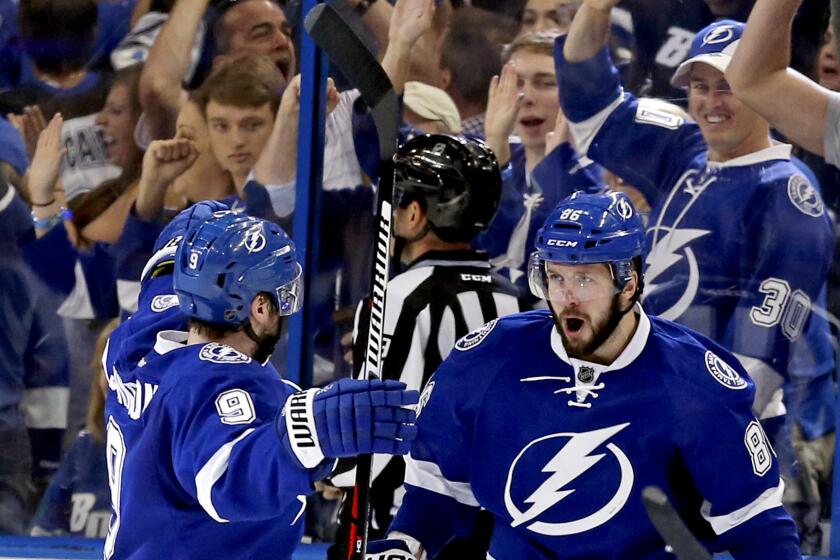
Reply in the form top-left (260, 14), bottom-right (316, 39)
top-left (354, 249), bottom-right (529, 392)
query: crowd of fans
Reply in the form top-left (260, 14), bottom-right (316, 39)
top-left (0, 0), bottom-right (838, 555)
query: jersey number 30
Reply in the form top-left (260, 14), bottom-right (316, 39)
top-left (749, 278), bottom-right (811, 340)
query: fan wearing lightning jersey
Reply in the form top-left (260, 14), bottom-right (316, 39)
top-left (367, 192), bottom-right (799, 560)
top-left (556, 9), bottom-right (834, 418)
top-left (344, 134), bottom-right (527, 557)
top-left (102, 210), bottom-right (419, 559)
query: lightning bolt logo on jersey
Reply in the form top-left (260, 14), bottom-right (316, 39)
top-left (504, 423), bottom-right (633, 535)
top-left (390, 311), bottom-right (797, 559)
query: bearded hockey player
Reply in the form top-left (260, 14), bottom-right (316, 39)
top-left (367, 192), bottom-right (800, 560)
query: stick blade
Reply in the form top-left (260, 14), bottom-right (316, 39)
top-left (642, 486), bottom-right (713, 560)
top-left (304, 3), bottom-right (398, 160)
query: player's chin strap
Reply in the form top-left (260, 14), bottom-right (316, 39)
top-left (243, 321), bottom-right (281, 365)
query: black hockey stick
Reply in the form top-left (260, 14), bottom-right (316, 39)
top-left (304, 5), bottom-right (400, 560)
top-left (642, 486), bottom-right (712, 560)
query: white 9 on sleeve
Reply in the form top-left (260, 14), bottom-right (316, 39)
top-left (215, 389), bottom-right (256, 425)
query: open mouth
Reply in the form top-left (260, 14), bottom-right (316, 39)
top-left (519, 117), bottom-right (545, 130)
top-left (564, 317), bottom-right (584, 334)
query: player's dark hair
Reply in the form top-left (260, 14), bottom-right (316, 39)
top-left (187, 291), bottom-right (279, 339)
top-left (630, 255), bottom-right (645, 302)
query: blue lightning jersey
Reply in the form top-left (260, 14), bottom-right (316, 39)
top-left (102, 333), bottom-right (332, 559)
top-left (554, 41), bottom-right (835, 412)
top-left (390, 310), bottom-right (800, 559)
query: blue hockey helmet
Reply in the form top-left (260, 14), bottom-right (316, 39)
top-left (142, 201), bottom-right (232, 283)
top-left (528, 191), bottom-right (645, 300)
top-left (173, 211), bottom-right (303, 326)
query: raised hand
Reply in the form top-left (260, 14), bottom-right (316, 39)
top-left (136, 138), bottom-right (198, 220)
top-left (545, 109), bottom-right (573, 155)
top-left (484, 61), bottom-right (523, 166)
top-left (8, 105), bottom-right (49, 160)
top-left (388, 0), bottom-right (435, 50)
top-left (27, 113), bottom-right (67, 206)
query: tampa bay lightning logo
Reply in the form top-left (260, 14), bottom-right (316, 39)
top-left (504, 423), bottom-right (634, 536)
top-left (787, 174), bottom-right (824, 217)
top-left (644, 226), bottom-right (711, 320)
top-left (704, 351), bottom-right (747, 390)
top-left (702, 25), bottom-right (735, 46)
top-left (416, 381), bottom-right (435, 418)
top-left (150, 294), bottom-right (179, 313)
top-left (199, 343), bottom-right (252, 364)
top-left (455, 319), bottom-right (498, 352)
top-left (615, 198), bottom-right (634, 220)
top-left (244, 228), bottom-right (266, 253)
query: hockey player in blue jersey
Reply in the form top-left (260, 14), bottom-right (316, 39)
top-left (102, 210), bottom-right (419, 559)
top-left (555, 7), bottom-right (834, 424)
top-left (367, 192), bottom-right (800, 560)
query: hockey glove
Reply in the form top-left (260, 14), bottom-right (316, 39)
top-left (281, 379), bottom-right (419, 469)
top-left (365, 539), bottom-right (417, 560)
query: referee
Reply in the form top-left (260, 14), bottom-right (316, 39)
top-left (338, 134), bottom-right (530, 559)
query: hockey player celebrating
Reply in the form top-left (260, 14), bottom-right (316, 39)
top-left (101, 210), bottom-right (419, 559)
top-left (555, 6), bottom-right (834, 421)
top-left (368, 192), bottom-right (800, 559)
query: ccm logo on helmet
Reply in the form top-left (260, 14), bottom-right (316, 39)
top-left (546, 239), bottom-right (578, 247)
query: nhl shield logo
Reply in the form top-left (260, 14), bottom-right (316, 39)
top-left (455, 319), bottom-right (498, 352)
top-left (787, 174), bottom-right (824, 217)
top-left (704, 351), bottom-right (747, 390)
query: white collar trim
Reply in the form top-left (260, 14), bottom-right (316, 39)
top-left (550, 303), bottom-right (650, 372)
top-left (154, 330), bottom-right (189, 355)
top-left (706, 143), bottom-right (791, 169)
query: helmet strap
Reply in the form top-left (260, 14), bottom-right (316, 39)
top-left (243, 320), bottom-right (281, 365)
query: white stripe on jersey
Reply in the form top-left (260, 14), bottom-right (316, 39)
top-left (457, 291), bottom-right (484, 333)
top-left (437, 305), bottom-right (457, 361)
top-left (404, 455), bottom-right (479, 507)
top-left (493, 292), bottom-right (521, 318)
top-left (400, 306), bottom-right (431, 393)
top-left (701, 480), bottom-right (784, 535)
top-left (195, 428), bottom-right (255, 523)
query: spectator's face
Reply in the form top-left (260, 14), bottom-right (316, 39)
top-left (520, 0), bottom-right (579, 34)
top-left (206, 100), bottom-right (274, 183)
top-left (95, 83), bottom-right (137, 168)
top-left (220, 0), bottom-right (295, 81)
top-left (818, 28), bottom-right (840, 92)
top-left (510, 49), bottom-right (559, 151)
top-left (688, 63), bottom-right (768, 161)
top-left (172, 102), bottom-right (230, 199)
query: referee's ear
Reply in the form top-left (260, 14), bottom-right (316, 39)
top-left (401, 199), bottom-right (429, 237)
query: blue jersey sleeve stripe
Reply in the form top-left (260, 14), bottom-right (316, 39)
top-left (404, 456), bottom-right (479, 507)
top-left (700, 480), bottom-right (784, 535)
top-left (195, 428), bottom-right (256, 523)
